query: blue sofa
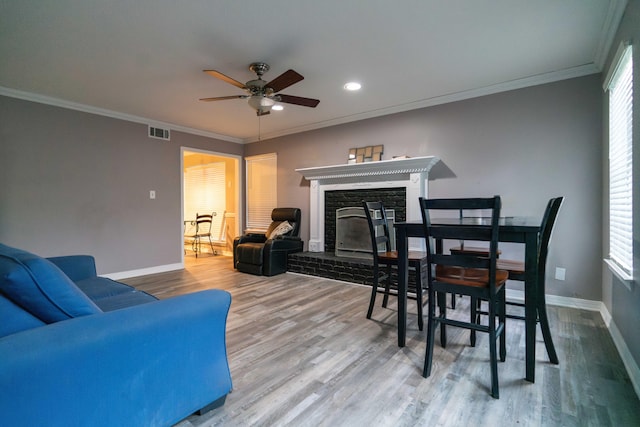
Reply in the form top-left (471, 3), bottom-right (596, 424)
top-left (0, 243), bottom-right (233, 427)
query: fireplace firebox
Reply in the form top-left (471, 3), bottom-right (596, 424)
top-left (335, 207), bottom-right (396, 258)
top-left (324, 188), bottom-right (405, 253)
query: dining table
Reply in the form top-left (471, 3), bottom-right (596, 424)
top-left (394, 216), bottom-right (550, 383)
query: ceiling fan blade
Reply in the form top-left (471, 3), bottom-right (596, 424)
top-left (203, 70), bottom-right (247, 89)
top-left (266, 69), bottom-right (304, 93)
top-left (199, 95), bottom-right (247, 102)
top-left (277, 94), bottom-right (320, 108)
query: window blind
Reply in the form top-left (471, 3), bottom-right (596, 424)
top-left (246, 153), bottom-right (277, 231)
top-left (184, 161), bottom-right (226, 239)
top-left (606, 42), bottom-right (633, 280)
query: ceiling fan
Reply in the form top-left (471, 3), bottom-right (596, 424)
top-left (199, 62), bottom-right (320, 116)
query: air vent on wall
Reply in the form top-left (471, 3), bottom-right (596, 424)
top-left (148, 125), bottom-right (170, 141)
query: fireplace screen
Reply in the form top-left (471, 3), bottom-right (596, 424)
top-left (335, 207), bottom-right (395, 258)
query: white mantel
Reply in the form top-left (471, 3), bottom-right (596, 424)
top-left (296, 156), bottom-right (440, 252)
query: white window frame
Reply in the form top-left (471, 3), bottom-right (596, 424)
top-left (245, 153), bottom-right (277, 232)
top-left (604, 41), bottom-right (634, 283)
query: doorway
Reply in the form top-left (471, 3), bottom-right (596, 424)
top-left (182, 148), bottom-right (241, 259)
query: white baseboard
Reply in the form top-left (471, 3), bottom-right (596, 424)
top-left (599, 306), bottom-right (640, 399)
top-left (507, 289), bottom-right (639, 399)
top-left (101, 262), bottom-right (183, 281)
top-left (505, 289), bottom-right (604, 311)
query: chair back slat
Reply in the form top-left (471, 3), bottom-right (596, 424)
top-left (429, 225), bottom-right (494, 241)
top-left (431, 253), bottom-right (492, 269)
top-left (426, 197), bottom-right (500, 210)
top-left (195, 213), bottom-right (213, 234)
top-left (374, 235), bottom-right (388, 248)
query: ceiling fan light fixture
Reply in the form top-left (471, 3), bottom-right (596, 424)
top-left (247, 95), bottom-right (275, 111)
top-left (272, 104), bottom-right (284, 111)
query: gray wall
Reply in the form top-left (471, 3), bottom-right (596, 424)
top-left (0, 75), bottom-right (604, 303)
top-left (0, 95), bottom-right (243, 274)
top-left (245, 74), bottom-right (603, 302)
top-left (602, 0), bottom-right (640, 375)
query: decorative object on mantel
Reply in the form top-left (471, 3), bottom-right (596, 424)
top-left (348, 145), bottom-right (384, 164)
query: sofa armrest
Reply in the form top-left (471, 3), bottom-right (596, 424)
top-left (0, 290), bottom-right (233, 427)
top-left (263, 237), bottom-right (304, 276)
top-left (235, 233), bottom-right (267, 244)
top-left (266, 236), bottom-right (303, 248)
top-left (47, 255), bottom-right (97, 281)
top-left (272, 235), bottom-right (302, 242)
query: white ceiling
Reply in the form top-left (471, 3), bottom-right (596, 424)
top-left (0, 1), bottom-right (625, 143)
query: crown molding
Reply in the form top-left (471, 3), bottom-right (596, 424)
top-left (246, 63), bottom-right (600, 143)
top-left (593, 0), bottom-right (628, 70)
top-left (0, 86), bottom-right (244, 144)
top-left (1, 59), bottom-right (602, 147)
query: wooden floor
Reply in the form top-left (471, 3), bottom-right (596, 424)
top-left (123, 255), bottom-right (640, 427)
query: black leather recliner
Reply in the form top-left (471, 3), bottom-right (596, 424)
top-left (233, 208), bottom-right (304, 276)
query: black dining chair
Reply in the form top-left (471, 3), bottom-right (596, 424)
top-left (489, 196), bottom-right (564, 363)
top-left (419, 196), bottom-right (508, 398)
top-left (363, 201), bottom-right (428, 331)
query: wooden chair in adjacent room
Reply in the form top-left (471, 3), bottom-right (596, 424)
top-left (184, 212), bottom-right (214, 257)
top-left (363, 201), bottom-right (428, 331)
top-left (419, 196), bottom-right (508, 398)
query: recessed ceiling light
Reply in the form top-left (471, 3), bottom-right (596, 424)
top-left (344, 82), bottom-right (362, 91)
top-left (272, 104), bottom-right (284, 111)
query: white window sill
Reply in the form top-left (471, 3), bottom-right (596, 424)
top-left (604, 258), bottom-right (634, 290)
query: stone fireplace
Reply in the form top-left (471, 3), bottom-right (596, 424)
top-left (296, 156), bottom-right (441, 253)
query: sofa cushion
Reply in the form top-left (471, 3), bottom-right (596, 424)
top-left (75, 277), bottom-right (136, 300)
top-left (0, 244), bottom-right (102, 323)
top-left (89, 290), bottom-right (158, 312)
top-left (0, 293), bottom-right (46, 337)
top-left (75, 277), bottom-right (158, 311)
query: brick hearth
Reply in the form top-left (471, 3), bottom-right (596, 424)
top-left (287, 251), bottom-right (420, 291)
